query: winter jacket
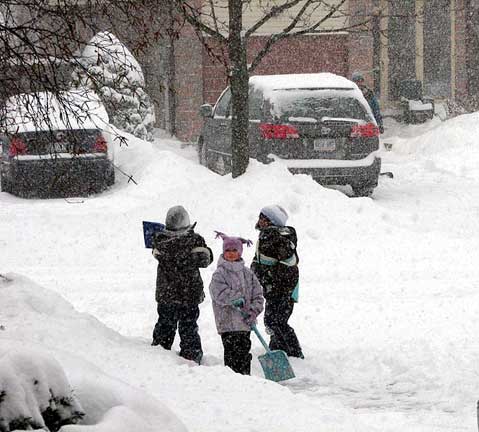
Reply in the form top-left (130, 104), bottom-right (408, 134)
top-left (363, 87), bottom-right (383, 131)
top-left (209, 256), bottom-right (264, 334)
top-left (153, 228), bottom-right (213, 305)
top-left (251, 225), bottom-right (299, 301)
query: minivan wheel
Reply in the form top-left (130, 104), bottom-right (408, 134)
top-left (352, 185), bottom-right (375, 197)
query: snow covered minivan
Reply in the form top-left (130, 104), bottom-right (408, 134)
top-left (0, 89), bottom-right (114, 198)
top-left (198, 73), bottom-right (381, 197)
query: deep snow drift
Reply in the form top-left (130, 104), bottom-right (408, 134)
top-left (1, 114), bottom-right (479, 431)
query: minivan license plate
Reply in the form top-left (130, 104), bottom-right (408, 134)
top-left (314, 138), bottom-right (335, 152)
top-left (52, 142), bottom-right (69, 153)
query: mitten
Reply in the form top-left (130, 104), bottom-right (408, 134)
top-left (243, 310), bottom-right (257, 327)
top-left (231, 297), bottom-right (245, 308)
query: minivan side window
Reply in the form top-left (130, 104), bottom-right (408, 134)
top-left (214, 88), bottom-right (231, 118)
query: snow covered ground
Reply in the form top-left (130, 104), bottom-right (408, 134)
top-left (1, 115), bottom-right (479, 431)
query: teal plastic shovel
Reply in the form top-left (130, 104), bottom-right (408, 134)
top-left (251, 324), bottom-right (295, 382)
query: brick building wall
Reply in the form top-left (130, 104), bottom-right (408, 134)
top-left (173, 23), bottom-right (204, 142)
top-left (202, 33), bottom-right (349, 105)
top-left (348, 0), bottom-right (375, 88)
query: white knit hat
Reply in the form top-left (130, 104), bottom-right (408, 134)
top-left (260, 205), bottom-right (288, 227)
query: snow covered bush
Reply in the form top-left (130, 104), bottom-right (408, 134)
top-left (0, 348), bottom-right (84, 432)
top-left (71, 31), bottom-right (155, 141)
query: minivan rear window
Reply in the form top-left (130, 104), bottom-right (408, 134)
top-left (268, 89), bottom-right (369, 122)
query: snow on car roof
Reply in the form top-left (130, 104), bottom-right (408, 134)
top-left (2, 88), bottom-right (109, 134)
top-left (250, 73), bottom-right (356, 92)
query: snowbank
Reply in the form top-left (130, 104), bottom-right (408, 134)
top-left (0, 274), bottom-right (188, 432)
top-left (382, 113), bottom-right (479, 179)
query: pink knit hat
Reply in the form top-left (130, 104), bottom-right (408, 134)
top-left (215, 231), bottom-right (252, 257)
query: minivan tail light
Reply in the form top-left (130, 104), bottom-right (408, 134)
top-left (259, 123), bottom-right (300, 140)
top-left (93, 134), bottom-right (108, 153)
top-left (351, 123), bottom-right (380, 138)
top-left (8, 137), bottom-right (28, 157)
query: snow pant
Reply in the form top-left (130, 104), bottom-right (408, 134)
top-left (152, 303), bottom-right (203, 363)
top-left (264, 296), bottom-right (303, 358)
top-left (221, 331), bottom-right (252, 375)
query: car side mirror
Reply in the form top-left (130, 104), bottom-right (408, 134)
top-left (199, 104), bottom-right (213, 118)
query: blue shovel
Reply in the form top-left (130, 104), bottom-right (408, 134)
top-left (251, 323), bottom-right (296, 382)
top-left (235, 305), bottom-right (295, 382)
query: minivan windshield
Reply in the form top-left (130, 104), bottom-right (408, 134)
top-left (268, 89), bottom-right (369, 122)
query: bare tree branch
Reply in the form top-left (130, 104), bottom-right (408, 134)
top-left (174, 0), bottom-right (227, 43)
top-left (244, 0), bottom-right (309, 38)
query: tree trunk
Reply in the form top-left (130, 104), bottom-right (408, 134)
top-left (371, 2), bottom-right (381, 96)
top-left (165, 0), bottom-right (176, 136)
top-left (228, 0), bottom-right (250, 178)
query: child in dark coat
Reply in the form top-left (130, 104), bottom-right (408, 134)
top-left (209, 232), bottom-right (264, 375)
top-left (251, 205), bottom-right (304, 359)
top-left (151, 205), bottom-right (213, 364)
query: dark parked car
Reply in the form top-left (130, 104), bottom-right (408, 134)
top-left (197, 73), bottom-right (381, 197)
top-left (0, 89), bottom-right (114, 198)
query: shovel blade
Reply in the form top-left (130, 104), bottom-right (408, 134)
top-left (258, 350), bottom-right (295, 382)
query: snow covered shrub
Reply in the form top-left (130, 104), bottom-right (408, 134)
top-left (71, 31), bottom-right (155, 141)
top-left (0, 348), bottom-right (84, 432)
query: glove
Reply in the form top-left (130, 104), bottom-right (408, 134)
top-left (231, 297), bottom-right (245, 308)
top-left (379, 125), bottom-right (385, 134)
top-left (152, 248), bottom-right (160, 258)
top-left (243, 312), bottom-right (256, 327)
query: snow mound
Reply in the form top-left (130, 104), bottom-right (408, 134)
top-left (384, 112), bottom-right (479, 180)
top-left (0, 274), bottom-right (188, 432)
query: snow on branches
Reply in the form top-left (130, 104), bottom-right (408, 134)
top-left (71, 31), bottom-right (155, 141)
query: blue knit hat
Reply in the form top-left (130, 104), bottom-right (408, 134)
top-left (351, 71), bottom-right (365, 83)
top-left (260, 205), bottom-right (288, 227)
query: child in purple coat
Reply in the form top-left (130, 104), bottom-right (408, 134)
top-left (209, 232), bottom-right (264, 375)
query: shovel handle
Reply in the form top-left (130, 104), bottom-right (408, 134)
top-left (233, 305), bottom-right (271, 353)
top-left (251, 324), bottom-right (271, 353)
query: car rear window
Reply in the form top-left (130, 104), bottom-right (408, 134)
top-left (268, 89), bottom-right (370, 122)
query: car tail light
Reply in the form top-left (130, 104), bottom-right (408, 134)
top-left (93, 134), bottom-right (108, 153)
top-left (8, 137), bottom-right (28, 157)
top-left (259, 123), bottom-right (300, 140)
top-left (351, 123), bottom-right (380, 138)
